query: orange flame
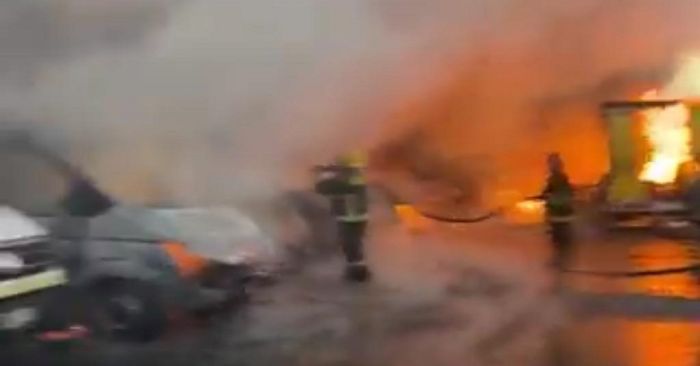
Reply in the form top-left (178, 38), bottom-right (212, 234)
top-left (394, 204), bottom-right (433, 233)
top-left (638, 90), bottom-right (692, 185)
top-left (506, 198), bottom-right (545, 225)
top-left (515, 199), bottom-right (544, 213)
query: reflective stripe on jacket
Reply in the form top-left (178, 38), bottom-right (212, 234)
top-left (336, 193), bottom-right (368, 222)
top-left (546, 214), bottom-right (574, 223)
top-left (316, 166), bottom-right (368, 222)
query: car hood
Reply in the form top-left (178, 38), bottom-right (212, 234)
top-left (0, 206), bottom-right (47, 245)
top-left (90, 205), bottom-right (280, 265)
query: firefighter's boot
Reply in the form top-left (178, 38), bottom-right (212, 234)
top-left (344, 262), bottom-right (371, 283)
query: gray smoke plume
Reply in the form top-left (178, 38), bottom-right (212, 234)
top-left (2, 0), bottom-right (444, 204)
top-left (0, 0), bottom-right (173, 86)
top-left (2, 0), bottom-right (700, 206)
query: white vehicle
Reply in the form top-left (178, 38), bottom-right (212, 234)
top-left (0, 206), bottom-right (68, 336)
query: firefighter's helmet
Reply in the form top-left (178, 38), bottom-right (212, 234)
top-left (336, 150), bottom-right (368, 168)
top-left (547, 152), bottom-right (564, 172)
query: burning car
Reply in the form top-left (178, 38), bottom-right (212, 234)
top-left (0, 132), bottom-right (282, 341)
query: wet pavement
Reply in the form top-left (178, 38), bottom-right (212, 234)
top-left (6, 219), bottom-right (700, 366)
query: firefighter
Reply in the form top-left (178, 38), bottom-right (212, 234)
top-left (315, 151), bottom-right (371, 282)
top-left (538, 153), bottom-right (575, 270)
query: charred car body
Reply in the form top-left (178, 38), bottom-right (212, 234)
top-left (0, 132), bottom-right (281, 341)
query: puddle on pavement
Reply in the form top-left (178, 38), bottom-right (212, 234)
top-left (565, 316), bottom-right (700, 366)
top-left (568, 237), bottom-right (700, 299)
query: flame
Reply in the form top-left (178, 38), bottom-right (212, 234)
top-left (515, 199), bottom-right (544, 213)
top-left (638, 90), bottom-right (692, 184)
top-left (500, 198), bottom-right (545, 225)
top-left (394, 204), bottom-right (432, 233)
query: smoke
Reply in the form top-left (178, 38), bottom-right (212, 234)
top-left (373, 0), bottom-right (700, 202)
top-left (1, 0), bottom-right (700, 206)
top-left (662, 54), bottom-right (700, 97)
top-left (0, 0), bottom-right (173, 86)
top-left (2, 0), bottom-right (476, 205)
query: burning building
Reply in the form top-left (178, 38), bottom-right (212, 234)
top-left (602, 96), bottom-right (700, 219)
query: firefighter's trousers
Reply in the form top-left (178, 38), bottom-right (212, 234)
top-left (548, 221), bottom-right (573, 270)
top-left (338, 221), bottom-right (367, 264)
top-left (338, 221), bottom-right (370, 282)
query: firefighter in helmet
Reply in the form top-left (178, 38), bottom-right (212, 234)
top-left (538, 153), bottom-right (575, 270)
top-left (314, 151), bottom-right (371, 282)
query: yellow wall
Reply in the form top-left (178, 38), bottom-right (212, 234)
top-left (606, 108), bottom-right (650, 203)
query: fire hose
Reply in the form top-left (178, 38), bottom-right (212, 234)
top-left (415, 208), bottom-right (503, 224)
top-left (408, 183), bottom-right (599, 225)
top-left (405, 190), bottom-right (547, 224)
top-left (411, 204), bottom-right (700, 278)
top-left (387, 182), bottom-right (700, 277)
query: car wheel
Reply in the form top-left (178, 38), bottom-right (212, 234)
top-left (89, 279), bottom-right (166, 342)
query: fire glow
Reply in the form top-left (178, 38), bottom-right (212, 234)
top-left (638, 90), bottom-right (692, 185)
top-left (515, 199), bottom-right (544, 214)
top-left (394, 204), bottom-right (432, 233)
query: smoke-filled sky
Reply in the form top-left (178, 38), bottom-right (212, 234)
top-left (2, 0), bottom-right (700, 204)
